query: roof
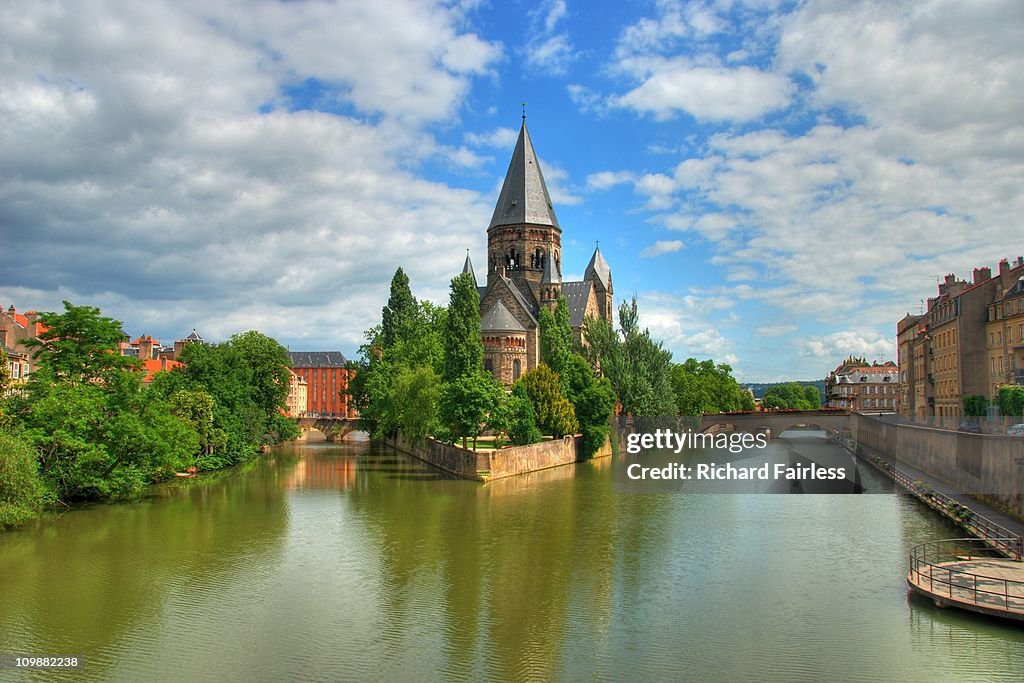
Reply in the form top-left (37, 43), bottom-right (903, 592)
top-left (481, 301), bottom-right (527, 332)
top-left (503, 277), bottom-right (538, 323)
top-left (488, 122), bottom-right (560, 230)
top-left (141, 358), bottom-right (182, 382)
top-left (462, 251), bottom-right (478, 287)
top-left (182, 329), bottom-right (204, 342)
top-left (560, 280), bottom-right (593, 328)
top-left (1003, 275), bottom-right (1024, 300)
top-left (584, 245), bottom-right (611, 290)
top-left (288, 351), bottom-right (349, 368)
top-left (541, 240), bottom-right (560, 284)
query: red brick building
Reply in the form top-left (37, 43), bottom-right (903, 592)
top-left (288, 351), bottom-right (353, 418)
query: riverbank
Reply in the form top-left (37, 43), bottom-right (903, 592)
top-left (382, 431), bottom-right (612, 481)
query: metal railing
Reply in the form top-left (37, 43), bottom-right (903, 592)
top-left (908, 538), bottom-right (1024, 614)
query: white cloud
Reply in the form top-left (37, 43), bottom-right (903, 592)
top-left (640, 240), bottom-right (684, 258)
top-left (612, 59), bottom-right (793, 122)
top-left (0, 0), bottom-right (500, 350)
top-left (587, 170), bottom-right (636, 191)
top-left (465, 127), bottom-right (519, 149)
top-left (524, 0), bottom-right (578, 75)
top-left (802, 331), bottom-right (896, 362)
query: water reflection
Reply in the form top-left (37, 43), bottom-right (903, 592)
top-left (0, 433), bottom-right (1022, 682)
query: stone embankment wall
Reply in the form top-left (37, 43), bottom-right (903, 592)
top-left (851, 415), bottom-right (1024, 519)
top-left (383, 433), bottom-right (612, 481)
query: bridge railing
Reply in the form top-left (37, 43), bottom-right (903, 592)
top-left (909, 538), bottom-right (1024, 613)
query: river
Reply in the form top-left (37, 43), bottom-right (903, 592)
top-left (1, 431), bottom-right (1022, 681)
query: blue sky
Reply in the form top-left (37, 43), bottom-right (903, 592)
top-left (2, 0), bottom-right (1022, 382)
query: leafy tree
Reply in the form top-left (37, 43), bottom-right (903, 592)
top-left (0, 346), bottom-right (9, 395)
top-left (438, 372), bottom-right (503, 449)
top-left (539, 296), bottom-right (572, 375)
top-left (672, 358), bottom-right (755, 415)
top-left (762, 383), bottom-right (820, 410)
top-left (23, 301), bottom-right (140, 384)
top-left (443, 272), bottom-right (483, 383)
top-left (380, 267), bottom-right (417, 350)
top-left (963, 394), bottom-right (989, 417)
top-left (505, 383), bottom-right (542, 445)
top-left (518, 364), bottom-right (579, 438)
top-left (0, 430), bottom-right (50, 528)
top-left (392, 366), bottom-right (441, 445)
top-left (998, 385), bottom-right (1024, 418)
top-left (573, 375), bottom-right (616, 458)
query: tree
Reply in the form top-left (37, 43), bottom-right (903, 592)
top-left (23, 301), bottom-right (140, 384)
top-left (505, 383), bottom-right (542, 445)
top-left (518, 364), bottom-right (579, 438)
top-left (0, 430), bottom-right (50, 528)
top-left (392, 366), bottom-right (441, 445)
top-left (539, 297), bottom-right (572, 375)
top-left (762, 383), bottom-right (819, 410)
top-left (438, 372), bottom-right (503, 449)
top-left (573, 375), bottom-right (616, 458)
top-left (998, 385), bottom-right (1024, 418)
top-left (443, 272), bottom-right (483, 383)
top-left (963, 394), bottom-right (989, 418)
top-left (671, 358), bottom-right (754, 416)
top-left (616, 296), bottom-right (676, 416)
top-left (380, 267), bottom-right (417, 350)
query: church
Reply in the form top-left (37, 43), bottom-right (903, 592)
top-left (461, 120), bottom-right (614, 386)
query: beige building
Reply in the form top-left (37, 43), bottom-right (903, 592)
top-left (826, 358), bottom-right (899, 412)
top-left (286, 369), bottom-right (308, 418)
top-left (985, 264), bottom-right (1024, 400)
top-left (897, 257), bottom-right (1024, 419)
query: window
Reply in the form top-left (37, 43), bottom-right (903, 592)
top-left (513, 359), bottom-right (521, 381)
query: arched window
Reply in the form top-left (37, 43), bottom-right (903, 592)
top-left (513, 359), bottom-right (521, 381)
top-left (484, 358), bottom-right (494, 375)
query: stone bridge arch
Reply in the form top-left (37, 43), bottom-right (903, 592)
top-left (699, 410), bottom-right (851, 440)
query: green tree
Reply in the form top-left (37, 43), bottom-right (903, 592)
top-left (671, 359), bottom-right (756, 414)
top-left (0, 430), bottom-right (49, 528)
top-left (963, 394), bottom-right (989, 417)
top-left (23, 301), bottom-right (140, 384)
top-left (573, 375), bottom-right (616, 458)
top-left (443, 272), bottom-right (483, 383)
top-left (762, 383), bottom-right (819, 410)
top-left (438, 372), bottom-right (503, 449)
top-left (617, 296), bottom-right (676, 416)
top-left (392, 366), bottom-right (442, 445)
top-left (380, 267), bottom-right (417, 350)
top-left (505, 383), bottom-right (542, 445)
top-left (539, 297), bottom-right (572, 375)
top-left (518, 364), bottom-right (579, 438)
top-left (998, 385), bottom-right (1024, 417)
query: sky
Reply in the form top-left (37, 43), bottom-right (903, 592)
top-left (2, 0), bottom-right (1022, 382)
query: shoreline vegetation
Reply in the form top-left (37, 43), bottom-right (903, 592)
top-left (1, 301), bottom-right (298, 530)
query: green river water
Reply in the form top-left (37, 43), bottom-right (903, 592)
top-left (1, 431), bottom-right (1022, 682)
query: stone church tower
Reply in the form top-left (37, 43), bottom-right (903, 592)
top-left (463, 120), bottom-right (614, 386)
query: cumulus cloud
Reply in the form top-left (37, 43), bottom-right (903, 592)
top-left (640, 240), bottom-right (684, 258)
top-left (803, 332), bottom-right (897, 362)
top-left (524, 0), bottom-right (579, 75)
top-left (0, 0), bottom-right (501, 351)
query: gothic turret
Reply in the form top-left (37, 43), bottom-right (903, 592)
top-left (585, 243), bottom-right (613, 320)
top-left (462, 250), bottom-right (478, 287)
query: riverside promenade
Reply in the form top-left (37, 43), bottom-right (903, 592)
top-left (848, 438), bottom-right (1024, 621)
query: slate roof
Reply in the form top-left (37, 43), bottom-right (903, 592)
top-left (481, 301), bottom-right (527, 332)
top-left (541, 241), bottom-right (560, 284)
top-left (182, 329), bottom-right (204, 342)
top-left (560, 280), bottom-right (594, 328)
top-left (584, 245), bottom-right (611, 290)
top-left (289, 351), bottom-right (349, 368)
top-left (488, 122), bottom-right (560, 230)
top-left (462, 252), bottom-right (478, 287)
top-left (1004, 275), bottom-right (1024, 300)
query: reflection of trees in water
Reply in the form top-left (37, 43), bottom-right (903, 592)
top-left (0, 455), bottom-right (292, 676)
top-left (345, 449), bottom-right (637, 680)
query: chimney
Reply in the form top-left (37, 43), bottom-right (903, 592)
top-left (999, 258), bottom-right (1010, 275)
top-left (137, 336), bottom-right (155, 360)
top-left (972, 267), bottom-right (991, 284)
top-left (7, 305), bottom-right (14, 316)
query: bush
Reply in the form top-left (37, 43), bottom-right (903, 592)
top-left (0, 431), bottom-right (49, 528)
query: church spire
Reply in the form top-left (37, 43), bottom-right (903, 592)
top-left (585, 242), bottom-right (611, 290)
top-left (462, 249), bottom-right (477, 286)
top-left (541, 239), bottom-right (560, 285)
top-left (488, 120), bottom-right (560, 230)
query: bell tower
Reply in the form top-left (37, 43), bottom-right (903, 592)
top-left (486, 119), bottom-right (562, 305)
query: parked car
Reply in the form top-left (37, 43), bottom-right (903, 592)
top-left (957, 421), bottom-right (982, 434)
top-left (1007, 423), bottom-right (1024, 437)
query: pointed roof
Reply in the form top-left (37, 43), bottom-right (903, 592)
top-left (541, 240), bottom-right (560, 285)
top-left (481, 301), bottom-right (527, 332)
top-left (584, 244), bottom-right (611, 290)
top-left (462, 250), bottom-right (478, 286)
top-left (488, 122), bottom-right (560, 230)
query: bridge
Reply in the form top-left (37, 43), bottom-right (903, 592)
top-left (700, 409), bottom-right (851, 439)
top-left (296, 415), bottom-right (363, 441)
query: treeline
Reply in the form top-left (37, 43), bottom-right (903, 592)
top-left (0, 302), bottom-right (297, 528)
top-left (348, 268), bottom-right (754, 453)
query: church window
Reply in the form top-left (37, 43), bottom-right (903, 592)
top-left (513, 359), bottom-right (521, 381)
top-left (484, 358), bottom-right (494, 374)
